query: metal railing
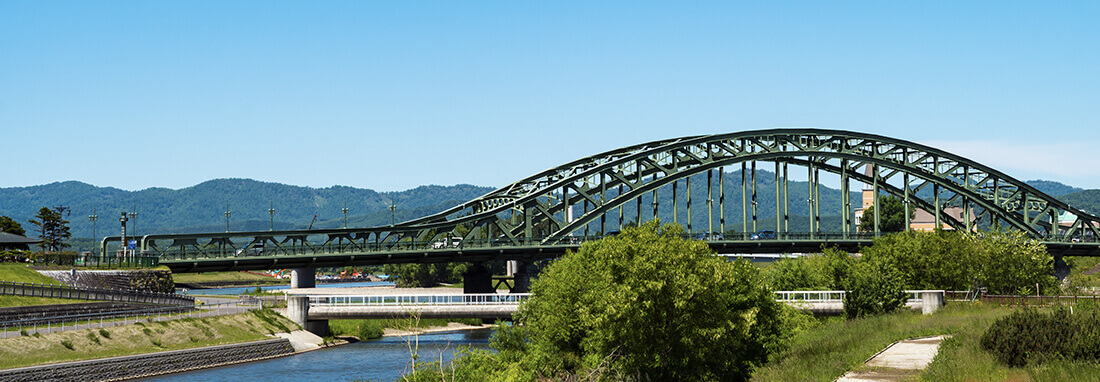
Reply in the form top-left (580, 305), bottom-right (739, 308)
top-left (308, 293), bottom-right (532, 307)
top-left (774, 290), bottom-right (935, 302)
top-left (0, 300), bottom-right (260, 338)
top-left (0, 280), bottom-right (194, 306)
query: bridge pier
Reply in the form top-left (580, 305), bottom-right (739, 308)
top-left (286, 295), bottom-right (328, 337)
top-left (291, 268), bottom-right (316, 289)
top-left (1054, 255), bottom-right (1070, 281)
top-left (463, 262), bottom-right (494, 294)
top-left (509, 260), bottom-right (531, 294)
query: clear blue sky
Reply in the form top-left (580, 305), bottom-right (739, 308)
top-left (2, 1), bottom-right (1098, 192)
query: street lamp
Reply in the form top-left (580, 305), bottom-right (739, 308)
top-left (224, 204), bottom-right (231, 233)
top-left (268, 202), bottom-right (275, 231)
top-left (88, 208), bottom-right (97, 255)
top-left (128, 208), bottom-right (138, 238)
top-left (388, 199), bottom-right (396, 226)
top-left (342, 202), bottom-right (349, 229)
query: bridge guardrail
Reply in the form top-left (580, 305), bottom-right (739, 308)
top-left (307, 293), bottom-right (532, 307)
top-left (0, 280), bottom-right (194, 306)
top-left (774, 290), bottom-right (933, 303)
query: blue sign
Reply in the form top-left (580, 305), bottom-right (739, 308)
top-left (128, 240), bottom-right (137, 249)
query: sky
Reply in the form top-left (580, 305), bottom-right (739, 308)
top-left (2, 1), bottom-right (1098, 192)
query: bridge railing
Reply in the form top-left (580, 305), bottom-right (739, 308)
top-left (308, 293), bottom-right (532, 307)
top-left (148, 231), bottom-right (887, 261)
top-left (774, 290), bottom-right (931, 303)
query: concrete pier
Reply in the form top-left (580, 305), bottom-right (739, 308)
top-left (290, 268), bottom-right (316, 289)
top-left (286, 295), bottom-right (328, 336)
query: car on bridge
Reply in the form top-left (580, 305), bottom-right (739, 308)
top-left (432, 237), bottom-right (464, 249)
top-left (750, 230), bottom-right (776, 240)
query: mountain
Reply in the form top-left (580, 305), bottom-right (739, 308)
top-left (1026, 180), bottom-right (1083, 197)
top-left (0, 179), bottom-right (495, 239)
top-left (2, 176), bottom-right (1095, 247)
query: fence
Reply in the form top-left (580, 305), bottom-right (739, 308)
top-left (980, 294), bottom-right (1100, 306)
top-left (0, 300), bottom-right (260, 338)
top-left (0, 280), bottom-right (193, 306)
top-left (773, 290), bottom-right (930, 303)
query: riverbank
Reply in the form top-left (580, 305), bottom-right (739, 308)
top-left (0, 309), bottom-right (298, 370)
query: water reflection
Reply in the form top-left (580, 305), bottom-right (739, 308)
top-left (137, 329), bottom-right (492, 382)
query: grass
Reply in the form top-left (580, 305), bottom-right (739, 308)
top-left (0, 295), bottom-right (84, 307)
top-left (0, 309), bottom-right (299, 369)
top-left (753, 302), bottom-right (1100, 382)
top-left (0, 264), bottom-right (64, 284)
top-left (172, 271), bottom-right (287, 285)
top-left (752, 302), bottom-right (1009, 382)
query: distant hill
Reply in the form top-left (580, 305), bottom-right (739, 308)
top-left (2, 177), bottom-right (1095, 248)
top-left (1026, 180), bottom-right (1083, 197)
top-left (0, 179), bottom-right (495, 239)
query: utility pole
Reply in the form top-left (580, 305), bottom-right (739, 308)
top-left (268, 202), bottom-right (275, 231)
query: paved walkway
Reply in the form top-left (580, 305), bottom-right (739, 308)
top-left (836, 335), bottom-right (950, 382)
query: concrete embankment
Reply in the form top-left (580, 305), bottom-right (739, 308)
top-left (0, 338), bottom-right (296, 382)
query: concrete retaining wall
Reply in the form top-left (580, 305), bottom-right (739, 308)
top-left (39, 270), bottom-right (175, 294)
top-left (0, 302), bottom-right (160, 324)
top-left (0, 338), bottom-right (294, 382)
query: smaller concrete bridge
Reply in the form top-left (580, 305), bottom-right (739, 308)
top-left (285, 290), bottom-right (946, 336)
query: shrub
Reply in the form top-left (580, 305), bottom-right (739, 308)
top-left (980, 308), bottom-right (1094, 367)
top-left (19, 330), bottom-right (28, 337)
top-left (87, 331), bottom-right (101, 345)
top-left (98, 329), bottom-right (110, 339)
top-left (60, 340), bottom-right (74, 350)
top-left (844, 256), bottom-right (908, 319)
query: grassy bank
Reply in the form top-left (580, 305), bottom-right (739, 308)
top-left (172, 271), bottom-right (287, 286)
top-left (0, 264), bottom-right (63, 284)
top-left (0, 309), bottom-right (298, 370)
top-left (753, 302), bottom-right (1100, 381)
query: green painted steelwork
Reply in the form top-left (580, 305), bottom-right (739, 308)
top-left (102, 129), bottom-right (1100, 272)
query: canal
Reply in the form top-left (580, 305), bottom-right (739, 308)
top-left (137, 329), bottom-right (493, 382)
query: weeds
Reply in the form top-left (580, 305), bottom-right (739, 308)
top-left (60, 340), bottom-right (74, 350)
top-left (98, 329), bottom-right (110, 339)
top-left (87, 331), bottom-right (101, 345)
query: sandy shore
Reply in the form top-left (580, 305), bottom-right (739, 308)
top-left (382, 322), bottom-right (494, 337)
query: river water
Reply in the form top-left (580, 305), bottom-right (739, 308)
top-left (137, 329), bottom-right (493, 382)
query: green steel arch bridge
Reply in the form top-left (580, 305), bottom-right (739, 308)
top-left (102, 129), bottom-right (1100, 286)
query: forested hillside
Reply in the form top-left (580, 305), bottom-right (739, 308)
top-left (0, 179), bottom-right (494, 238)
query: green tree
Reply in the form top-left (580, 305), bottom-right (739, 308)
top-left (0, 215), bottom-right (25, 236)
top-left (27, 207), bottom-right (72, 252)
top-left (858, 195), bottom-right (914, 233)
top-left (843, 255), bottom-right (909, 319)
top-left (517, 221), bottom-right (789, 381)
top-left (382, 262), bottom-right (467, 288)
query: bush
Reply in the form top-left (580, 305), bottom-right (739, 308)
top-left (87, 331), bottom-right (101, 345)
top-left (98, 329), bottom-right (110, 339)
top-left (980, 307), bottom-right (1100, 367)
top-left (844, 256), bottom-right (909, 319)
top-left (60, 340), bottom-right (74, 350)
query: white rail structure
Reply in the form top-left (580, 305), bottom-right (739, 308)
top-left (774, 290), bottom-right (932, 303)
top-left (307, 293), bottom-right (532, 307)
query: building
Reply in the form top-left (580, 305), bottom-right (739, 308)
top-left (0, 232), bottom-right (41, 251)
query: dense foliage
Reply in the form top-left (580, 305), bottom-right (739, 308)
top-left (981, 306), bottom-right (1100, 367)
top-left (0, 180), bottom-right (494, 239)
top-left (842, 255), bottom-right (909, 318)
top-left (857, 195), bottom-right (913, 233)
top-left (404, 221), bottom-right (795, 381)
top-left (860, 229), bottom-right (1055, 295)
top-left (382, 263), bottom-right (467, 288)
top-left (0, 215), bottom-right (25, 236)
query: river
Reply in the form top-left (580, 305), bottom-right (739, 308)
top-left (136, 329), bottom-right (493, 382)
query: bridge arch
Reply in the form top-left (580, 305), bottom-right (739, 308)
top-left (410, 129), bottom-right (1100, 246)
